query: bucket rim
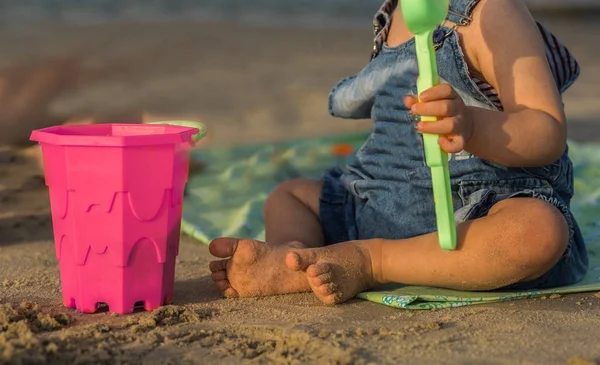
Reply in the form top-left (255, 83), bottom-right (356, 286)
top-left (30, 123), bottom-right (200, 147)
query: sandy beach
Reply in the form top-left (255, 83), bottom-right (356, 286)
top-left (1, 11), bottom-right (600, 365)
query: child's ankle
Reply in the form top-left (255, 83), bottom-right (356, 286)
top-left (359, 238), bottom-right (387, 287)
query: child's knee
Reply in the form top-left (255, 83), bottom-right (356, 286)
top-left (267, 179), bottom-right (304, 203)
top-left (265, 179), bottom-right (321, 214)
top-left (495, 198), bottom-right (569, 279)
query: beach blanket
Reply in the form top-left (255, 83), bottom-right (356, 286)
top-left (182, 134), bottom-right (600, 309)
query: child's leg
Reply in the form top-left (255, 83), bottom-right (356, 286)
top-left (209, 179), bottom-right (324, 298)
top-left (287, 198), bottom-right (569, 304)
top-left (263, 179), bottom-right (325, 246)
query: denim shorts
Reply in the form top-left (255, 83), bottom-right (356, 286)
top-left (319, 167), bottom-right (588, 291)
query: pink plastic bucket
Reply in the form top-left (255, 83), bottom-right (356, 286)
top-left (30, 123), bottom-right (199, 314)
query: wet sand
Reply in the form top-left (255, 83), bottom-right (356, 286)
top-left (1, 14), bottom-right (600, 365)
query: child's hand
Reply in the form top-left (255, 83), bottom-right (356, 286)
top-left (404, 84), bottom-right (474, 154)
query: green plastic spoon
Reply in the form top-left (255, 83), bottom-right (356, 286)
top-left (401, 0), bottom-right (456, 250)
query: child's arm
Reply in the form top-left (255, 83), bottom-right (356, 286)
top-left (412, 0), bottom-right (567, 168)
top-left (464, 0), bottom-right (566, 167)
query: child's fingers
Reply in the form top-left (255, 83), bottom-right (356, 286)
top-left (412, 99), bottom-right (461, 118)
top-left (403, 95), bottom-right (418, 108)
top-left (420, 83), bottom-right (458, 102)
top-left (438, 135), bottom-right (465, 154)
top-left (417, 118), bottom-right (459, 135)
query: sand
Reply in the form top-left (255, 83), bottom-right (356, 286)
top-left (1, 13), bottom-right (600, 365)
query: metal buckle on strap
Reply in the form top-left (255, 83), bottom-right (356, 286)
top-left (448, 9), bottom-right (472, 26)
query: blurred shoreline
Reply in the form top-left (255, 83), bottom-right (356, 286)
top-left (1, 1), bottom-right (600, 28)
top-left (2, 11), bottom-right (597, 146)
top-left (0, 6), bottom-right (598, 146)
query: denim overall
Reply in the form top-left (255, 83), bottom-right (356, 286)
top-left (319, 0), bottom-right (588, 290)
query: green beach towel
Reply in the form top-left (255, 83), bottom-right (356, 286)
top-left (182, 134), bottom-right (600, 309)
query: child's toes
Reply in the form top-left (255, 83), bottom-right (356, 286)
top-left (306, 262), bottom-right (330, 278)
top-left (285, 249), bottom-right (319, 271)
top-left (309, 272), bottom-right (333, 288)
top-left (223, 287), bottom-right (239, 298)
top-left (214, 279), bottom-right (231, 292)
top-left (306, 265), bottom-right (339, 299)
top-left (320, 292), bottom-right (342, 306)
top-left (315, 282), bottom-right (337, 297)
top-left (214, 279), bottom-right (239, 298)
top-left (211, 270), bottom-right (227, 282)
top-left (209, 259), bottom-right (228, 273)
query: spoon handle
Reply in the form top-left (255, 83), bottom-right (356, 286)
top-left (414, 32), bottom-right (457, 251)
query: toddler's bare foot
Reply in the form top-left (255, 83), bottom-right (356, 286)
top-left (208, 238), bottom-right (311, 298)
top-left (285, 241), bottom-right (379, 305)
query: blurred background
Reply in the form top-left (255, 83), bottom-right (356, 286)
top-left (0, 0), bottom-right (598, 148)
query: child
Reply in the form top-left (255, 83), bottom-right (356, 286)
top-left (209, 0), bottom-right (589, 304)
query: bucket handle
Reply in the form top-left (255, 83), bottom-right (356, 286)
top-left (148, 121), bottom-right (207, 144)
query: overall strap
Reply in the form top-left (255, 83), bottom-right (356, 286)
top-left (446, 0), bottom-right (481, 26)
top-left (371, 0), bottom-right (396, 60)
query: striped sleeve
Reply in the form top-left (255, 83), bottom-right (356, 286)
top-left (472, 22), bottom-right (581, 110)
top-left (536, 22), bottom-right (581, 94)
